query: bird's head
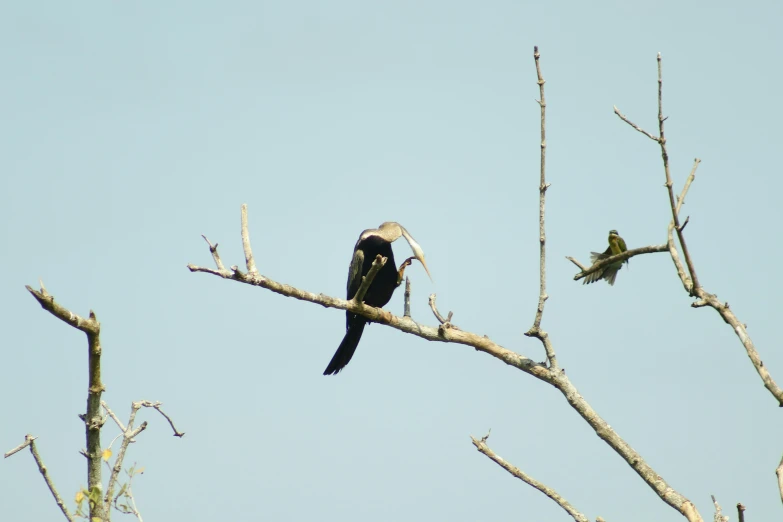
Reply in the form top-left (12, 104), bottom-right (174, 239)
top-left (378, 222), bottom-right (432, 281)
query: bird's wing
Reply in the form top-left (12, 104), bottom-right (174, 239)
top-left (346, 248), bottom-right (364, 299)
top-left (603, 265), bottom-right (620, 285)
top-left (589, 245), bottom-right (612, 264)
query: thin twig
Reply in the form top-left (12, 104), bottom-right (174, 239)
top-left (26, 438), bottom-right (74, 521)
top-left (141, 401), bottom-right (185, 437)
top-left (240, 203), bottom-right (257, 274)
top-left (736, 502), bottom-right (745, 522)
top-left (353, 255), bottom-right (386, 304)
top-left (525, 46), bottom-right (556, 370)
top-left (201, 235), bottom-right (226, 271)
top-left (471, 433), bottom-right (588, 522)
top-left (427, 294), bottom-right (457, 331)
top-left (613, 105), bottom-right (659, 141)
top-left (104, 400), bottom-right (149, 512)
top-left (102, 402), bottom-right (127, 433)
top-left (4, 434), bottom-right (37, 458)
top-left (711, 495), bottom-right (729, 522)
top-left (675, 159), bottom-right (700, 217)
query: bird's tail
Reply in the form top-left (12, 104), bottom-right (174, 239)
top-left (323, 318), bottom-right (367, 375)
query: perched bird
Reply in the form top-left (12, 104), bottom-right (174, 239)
top-left (323, 222), bottom-right (431, 375)
top-left (583, 229), bottom-right (628, 286)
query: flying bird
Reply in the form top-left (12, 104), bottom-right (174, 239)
top-left (583, 229), bottom-right (628, 286)
top-left (323, 222), bottom-right (431, 375)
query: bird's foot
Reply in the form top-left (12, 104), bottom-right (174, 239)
top-left (396, 256), bottom-right (416, 286)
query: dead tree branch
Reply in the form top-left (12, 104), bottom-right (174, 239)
top-left (103, 400), bottom-right (148, 515)
top-left (615, 53), bottom-right (783, 407)
top-left (4, 435), bottom-right (74, 521)
top-left (102, 400), bottom-right (182, 513)
top-left (472, 432), bottom-right (589, 522)
top-left (524, 45), bottom-right (557, 371)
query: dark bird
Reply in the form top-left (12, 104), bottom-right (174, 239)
top-left (583, 229), bottom-right (628, 286)
top-left (323, 222), bottom-right (431, 375)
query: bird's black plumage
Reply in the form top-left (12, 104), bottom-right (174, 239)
top-left (323, 222), bottom-right (430, 376)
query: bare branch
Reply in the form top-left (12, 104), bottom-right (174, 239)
top-left (675, 159), bottom-right (700, 217)
top-left (240, 203), bottom-right (257, 274)
top-left (4, 436), bottom-right (75, 521)
top-left (140, 401), bottom-right (185, 437)
top-left (104, 400), bottom-right (150, 512)
top-left (188, 207), bottom-right (704, 520)
top-left (471, 433), bottom-right (588, 522)
top-left (530, 45), bottom-right (549, 331)
top-left (613, 105), bottom-right (659, 141)
top-left (736, 503), bottom-right (745, 522)
top-left (354, 255), bottom-right (386, 304)
top-left (616, 52), bottom-right (783, 412)
top-left (428, 294), bottom-right (456, 329)
top-left (711, 495), bottom-right (729, 522)
top-left (25, 284), bottom-right (99, 335)
top-left (525, 46), bottom-right (557, 370)
top-left (102, 402), bottom-right (127, 433)
top-left (653, 54), bottom-right (701, 294)
top-left (30, 439), bottom-right (74, 522)
top-left (4, 434), bottom-right (37, 458)
top-left (667, 222), bottom-right (691, 291)
top-left (570, 244), bottom-right (668, 282)
top-left (201, 235), bottom-right (226, 271)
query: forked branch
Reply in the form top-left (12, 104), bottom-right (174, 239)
top-left (615, 53), bottom-right (783, 407)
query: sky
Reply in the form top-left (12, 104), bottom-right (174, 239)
top-left (2, 1), bottom-right (782, 521)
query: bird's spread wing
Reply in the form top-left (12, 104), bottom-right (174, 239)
top-left (589, 245), bottom-right (612, 263)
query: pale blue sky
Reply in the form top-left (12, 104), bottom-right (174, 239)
top-left (2, 1), bottom-right (782, 520)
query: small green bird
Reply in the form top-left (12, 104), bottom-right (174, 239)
top-left (583, 229), bottom-right (628, 286)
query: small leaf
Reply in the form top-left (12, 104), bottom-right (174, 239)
top-left (102, 448), bottom-right (112, 461)
top-left (135, 466), bottom-right (145, 475)
top-left (75, 490), bottom-right (85, 503)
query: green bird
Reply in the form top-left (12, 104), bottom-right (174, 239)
top-left (583, 229), bottom-right (628, 286)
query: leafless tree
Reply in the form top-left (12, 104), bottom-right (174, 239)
top-left (188, 48), bottom-right (781, 522)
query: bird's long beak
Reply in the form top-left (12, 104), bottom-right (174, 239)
top-left (400, 227), bottom-right (433, 282)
